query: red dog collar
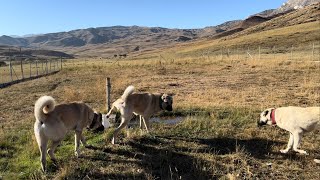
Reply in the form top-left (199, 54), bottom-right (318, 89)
top-left (270, 109), bottom-right (276, 125)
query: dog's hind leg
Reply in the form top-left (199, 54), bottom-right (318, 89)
top-left (112, 116), bottom-right (130, 144)
top-left (40, 141), bottom-right (48, 172)
top-left (280, 133), bottom-right (294, 153)
top-left (142, 116), bottom-right (150, 133)
top-left (292, 130), bottom-right (308, 155)
top-left (74, 130), bottom-right (84, 157)
top-left (34, 124), bottom-right (48, 172)
top-left (47, 140), bottom-right (61, 164)
top-left (80, 134), bottom-right (89, 148)
top-left (139, 115), bottom-right (143, 130)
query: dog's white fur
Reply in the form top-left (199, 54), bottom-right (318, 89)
top-left (34, 96), bottom-right (101, 171)
top-left (258, 106), bottom-right (320, 158)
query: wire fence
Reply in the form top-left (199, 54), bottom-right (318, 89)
top-left (0, 57), bottom-right (63, 88)
top-left (0, 43), bottom-right (319, 88)
top-left (194, 43), bottom-right (320, 62)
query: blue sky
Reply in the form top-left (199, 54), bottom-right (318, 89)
top-left (0, 0), bottom-right (286, 36)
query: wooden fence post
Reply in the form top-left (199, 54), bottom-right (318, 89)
top-left (60, 57), bottom-right (62, 70)
top-left (49, 60), bottom-right (51, 73)
top-left (20, 60), bottom-right (24, 79)
top-left (106, 77), bottom-right (111, 112)
top-left (29, 61), bottom-right (32, 77)
top-left (36, 61), bottom-right (38, 76)
top-left (9, 59), bottom-right (13, 82)
top-left (46, 60), bottom-right (48, 74)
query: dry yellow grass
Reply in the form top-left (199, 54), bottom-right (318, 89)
top-left (0, 20), bottom-right (320, 179)
top-left (0, 55), bottom-right (319, 179)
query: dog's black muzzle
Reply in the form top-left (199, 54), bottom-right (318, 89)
top-left (93, 125), bottom-right (105, 132)
top-left (88, 113), bottom-right (104, 132)
top-left (257, 120), bottom-right (267, 127)
top-left (166, 105), bottom-right (173, 111)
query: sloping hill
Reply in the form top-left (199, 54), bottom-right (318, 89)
top-left (0, 45), bottom-right (74, 60)
top-left (169, 3), bottom-right (320, 58)
top-left (231, 2), bottom-right (320, 38)
top-left (0, 36), bottom-right (28, 46)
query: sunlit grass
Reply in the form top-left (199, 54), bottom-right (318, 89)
top-left (0, 21), bottom-right (319, 179)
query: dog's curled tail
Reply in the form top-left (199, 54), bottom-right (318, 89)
top-left (34, 96), bottom-right (56, 122)
top-left (121, 85), bottom-right (135, 102)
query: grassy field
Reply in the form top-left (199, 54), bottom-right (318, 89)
top-left (0, 20), bottom-right (320, 179)
top-left (0, 53), bottom-right (319, 179)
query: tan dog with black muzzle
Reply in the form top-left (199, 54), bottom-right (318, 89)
top-left (34, 96), bottom-right (104, 172)
top-left (106, 85), bottom-right (173, 144)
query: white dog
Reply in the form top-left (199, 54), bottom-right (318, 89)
top-left (258, 106), bottom-right (320, 162)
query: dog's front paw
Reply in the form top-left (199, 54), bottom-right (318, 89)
top-left (294, 149), bottom-right (309, 155)
top-left (51, 158), bottom-right (57, 165)
top-left (84, 144), bottom-right (92, 148)
top-left (314, 159), bottom-right (320, 163)
top-left (299, 150), bottom-right (309, 155)
top-left (280, 149), bottom-right (289, 154)
top-left (75, 151), bottom-right (82, 158)
top-left (111, 138), bottom-right (116, 145)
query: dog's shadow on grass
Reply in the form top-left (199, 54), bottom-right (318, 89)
top-left (73, 135), bottom-right (313, 179)
top-left (158, 136), bottom-right (283, 159)
top-left (87, 136), bottom-right (283, 179)
top-left (56, 134), bottom-right (318, 179)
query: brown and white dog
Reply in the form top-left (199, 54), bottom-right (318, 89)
top-left (106, 85), bottom-right (173, 144)
top-left (34, 96), bottom-right (104, 171)
top-left (258, 106), bottom-right (320, 162)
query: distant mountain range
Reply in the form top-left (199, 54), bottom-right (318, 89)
top-left (0, 0), bottom-right (319, 58)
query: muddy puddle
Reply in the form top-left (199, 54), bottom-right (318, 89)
top-left (104, 114), bottom-right (186, 128)
top-left (128, 116), bottom-right (185, 126)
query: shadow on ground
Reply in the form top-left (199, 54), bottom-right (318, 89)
top-left (62, 135), bottom-right (290, 179)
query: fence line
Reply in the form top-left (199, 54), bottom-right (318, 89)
top-left (0, 44), bottom-right (319, 88)
top-left (0, 57), bottom-right (63, 88)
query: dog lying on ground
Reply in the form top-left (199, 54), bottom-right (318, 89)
top-left (258, 106), bottom-right (320, 162)
top-left (106, 85), bottom-right (173, 144)
top-left (34, 96), bottom-right (104, 171)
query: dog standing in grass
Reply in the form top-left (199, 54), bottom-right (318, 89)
top-left (258, 106), bottom-right (320, 163)
top-left (34, 96), bottom-right (104, 171)
top-left (106, 85), bottom-right (173, 144)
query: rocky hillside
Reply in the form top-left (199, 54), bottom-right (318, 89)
top-left (271, 0), bottom-right (320, 15)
